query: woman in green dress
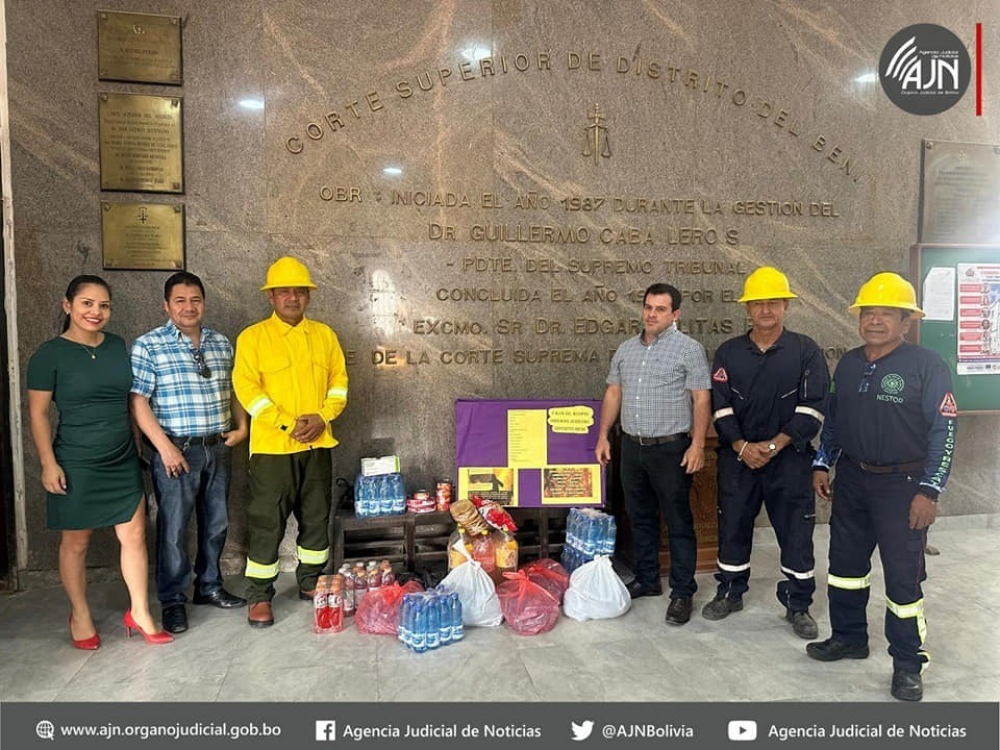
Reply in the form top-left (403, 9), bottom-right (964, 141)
top-left (27, 275), bottom-right (172, 648)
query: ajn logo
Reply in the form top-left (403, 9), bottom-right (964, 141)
top-left (879, 24), bottom-right (970, 115)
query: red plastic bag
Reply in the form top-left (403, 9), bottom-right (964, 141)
top-left (520, 558), bottom-right (571, 604)
top-left (356, 583), bottom-right (408, 635)
top-left (497, 571), bottom-right (560, 635)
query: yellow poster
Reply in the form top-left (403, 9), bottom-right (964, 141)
top-left (541, 465), bottom-right (601, 505)
top-left (458, 467), bottom-right (516, 506)
top-left (547, 405), bottom-right (595, 434)
top-left (507, 409), bottom-right (548, 467)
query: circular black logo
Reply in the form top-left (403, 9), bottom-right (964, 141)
top-left (879, 24), bottom-right (970, 115)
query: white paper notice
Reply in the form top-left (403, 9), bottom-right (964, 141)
top-left (922, 267), bottom-right (955, 321)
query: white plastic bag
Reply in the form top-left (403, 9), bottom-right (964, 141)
top-left (562, 555), bottom-right (631, 621)
top-left (439, 538), bottom-right (503, 627)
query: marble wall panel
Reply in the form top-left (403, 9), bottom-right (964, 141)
top-left (7, 0), bottom-right (999, 573)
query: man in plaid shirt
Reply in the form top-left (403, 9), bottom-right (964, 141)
top-left (596, 283), bottom-right (711, 625)
top-left (131, 272), bottom-right (248, 635)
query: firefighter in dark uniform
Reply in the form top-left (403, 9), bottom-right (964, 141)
top-left (808, 272), bottom-right (957, 702)
top-left (703, 267), bottom-right (829, 639)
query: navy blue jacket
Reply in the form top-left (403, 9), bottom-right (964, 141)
top-left (815, 343), bottom-right (957, 496)
top-left (712, 329), bottom-right (829, 450)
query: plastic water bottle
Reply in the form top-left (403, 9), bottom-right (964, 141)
top-left (412, 602), bottom-right (427, 653)
top-left (366, 475), bottom-right (376, 517)
top-left (368, 476), bottom-right (379, 518)
top-left (604, 515), bottom-right (617, 555)
top-left (354, 474), bottom-right (369, 518)
top-left (365, 476), bottom-right (378, 518)
top-left (567, 508), bottom-right (579, 549)
top-left (438, 595), bottom-right (452, 646)
top-left (390, 474), bottom-right (406, 515)
top-left (398, 594), bottom-right (411, 645)
top-left (374, 475), bottom-right (389, 516)
top-left (366, 477), bottom-right (377, 518)
top-left (561, 545), bottom-right (574, 572)
top-left (450, 593), bottom-right (464, 641)
top-left (426, 596), bottom-right (441, 650)
top-left (582, 513), bottom-right (597, 556)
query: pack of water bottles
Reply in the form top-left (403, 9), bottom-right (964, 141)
top-left (354, 473), bottom-right (406, 517)
top-left (561, 508), bottom-right (617, 573)
top-left (397, 588), bottom-right (464, 653)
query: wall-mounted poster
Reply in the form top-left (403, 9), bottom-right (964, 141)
top-left (455, 399), bottom-right (605, 508)
top-left (956, 263), bottom-right (1000, 374)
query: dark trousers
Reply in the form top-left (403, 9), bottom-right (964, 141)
top-left (620, 436), bottom-right (697, 598)
top-left (827, 459), bottom-right (929, 674)
top-left (245, 449), bottom-right (333, 603)
top-left (714, 447), bottom-right (816, 610)
top-left (151, 442), bottom-right (231, 604)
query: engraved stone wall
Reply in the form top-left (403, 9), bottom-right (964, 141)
top-left (7, 1), bottom-right (998, 572)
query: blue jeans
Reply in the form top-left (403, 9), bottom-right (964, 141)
top-left (620, 437), bottom-right (697, 598)
top-left (151, 442), bottom-right (231, 604)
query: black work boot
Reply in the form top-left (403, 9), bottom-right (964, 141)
top-left (701, 596), bottom-right (743, 621)
top-left (786, 608), bottom-right (818, 639)
top-left (806, 637), bottom-right (869, 661)
top-left (891, 670), bottom-right (923, 701)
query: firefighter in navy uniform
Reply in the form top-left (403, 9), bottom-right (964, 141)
top-left (703, 267), bottom-right (829, 638)
top-left (808, 272), bottom-right (957, 702)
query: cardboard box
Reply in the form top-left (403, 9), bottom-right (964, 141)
top-left (361, 455), bottom-right (400, 476)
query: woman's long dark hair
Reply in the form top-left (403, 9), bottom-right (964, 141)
top-left (61, 275), bottom-right (112, 333)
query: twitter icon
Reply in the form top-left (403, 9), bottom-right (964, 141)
top-left (571, 720), bottom-right (595, 741)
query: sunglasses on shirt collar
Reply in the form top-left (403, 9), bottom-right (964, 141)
top-left (192, 348), bottom-right (212, 379)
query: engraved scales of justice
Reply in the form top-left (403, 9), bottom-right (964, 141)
top-left (583, 104), bottom-right (611, 162)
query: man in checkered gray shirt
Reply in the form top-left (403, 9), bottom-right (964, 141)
top-left (596, 283), bottom-right (711, 625)
top-left (130, 272), bottom-right (249, 635)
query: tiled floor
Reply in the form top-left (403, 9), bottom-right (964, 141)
top-left (1, 519), bottom-right (997, 703)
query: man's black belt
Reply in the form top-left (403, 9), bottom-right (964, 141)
top-left (846, 454), bottom-right (924, 475)
top-left (625, 432), bottom-right (689, 446)
top-left (166, 433), bottom-right (223, 449)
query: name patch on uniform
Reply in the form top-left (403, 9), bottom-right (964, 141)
top-left (939, 392), bottom-right (958, 417)
top-left (712, 367), bottom-right (728, 383)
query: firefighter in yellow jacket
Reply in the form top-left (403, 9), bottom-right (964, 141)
top-left (233, 257), bottom-right (348, 628)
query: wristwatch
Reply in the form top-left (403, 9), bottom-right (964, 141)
top-left (768, 442), bottom-right (777, 453)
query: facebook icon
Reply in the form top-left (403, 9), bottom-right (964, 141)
top-left (315, 721), bottom-right (337, 741)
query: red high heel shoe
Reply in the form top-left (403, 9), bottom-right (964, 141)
top-left (123, 609), bottom-right (174, 645)
top-left (69, 615), bottom-right (100, 650)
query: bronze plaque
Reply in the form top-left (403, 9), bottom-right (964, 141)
top-left (920, 140), bottom-right (1000, 244)
top-left (99, 93), bottom-right (183, 193)
top-left (97, 10), bottom-right (182, 84)
top-left (101, 202), bottom-right (185, 271)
